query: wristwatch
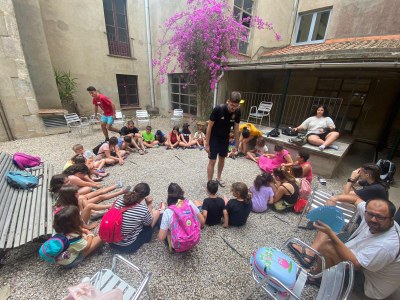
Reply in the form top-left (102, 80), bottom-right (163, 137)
top-left (347, 178), bottom-right (356, 183)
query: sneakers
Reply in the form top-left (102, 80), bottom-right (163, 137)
top-left (329, 145), bottom-right (339, 150)
top-left (199, 146), bottom-right (204, 151)
top-left (318, 145), bottom-right (326, 151)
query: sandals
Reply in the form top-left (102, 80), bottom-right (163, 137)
top-left (216, 178), bottom-right (226, 188)
top-left (298, 221), bottom-right (315, 230)
top-left (139, 149), bottom-right (145, 155)
top-left (287, 243), bottom-right (316, 268)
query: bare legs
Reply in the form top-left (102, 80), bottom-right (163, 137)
top-left (101, 122), bottom-right (120, 140)
top-left (207, 156), bottom-right (225, 181)
top-left (307, 131), bottom-right (340, 149)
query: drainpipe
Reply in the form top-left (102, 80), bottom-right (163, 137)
top-left (213, 71), bottom-right (225, 107)
top-left (144, 0), bottom-right (155, 108)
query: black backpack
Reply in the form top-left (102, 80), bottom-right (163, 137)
top-left (267, 128), bottom-right (280, 137)
top-left (282, 127), bottom-right (298, 136)
top-left (377, 159), bottom-right (396, 184)
top-left (92, 141), bottom-right (107, 155)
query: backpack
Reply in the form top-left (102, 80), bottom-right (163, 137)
top-left (377, 159), bottom-right (396, 184)
top-left (294, 198), bottom-right (308, 213)
top-left (169, 199), bottom-right (200, 252)
top-left (298, 178), bottom-right (311, 199)
top-left (12, 152), bottom-right (42, 170)
top-left (92, 141), bottom-right (107, 155)
top-left (267, 128), bottom-right (280, 138)
top-left (288, 134), bottom-right (307, 146)
top-left (39, 234), bottom-right (81, 263)
top-left (6, 171), bottom-right (39, 190)
top-left (98, 201), bottom-right (135, 243)
top-left (282, 127), bottom-right (298, 136)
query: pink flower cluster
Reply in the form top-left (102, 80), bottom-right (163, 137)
top-left (153, 0), bottom-right (281, 89)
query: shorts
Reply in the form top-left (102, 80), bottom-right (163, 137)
top-left (101, 115), bottom-right (114, 125)
top-left (307, 132), bottom-right (328, 140)
top-left (110, 226), bottom-right (153, 253)
top-left (209, 137), bottom-right (229, 160)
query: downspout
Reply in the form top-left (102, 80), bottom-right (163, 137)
top-left (144, 0), bottom-right (155, 108)
top-left (213, 71), bottom-right (225, 107)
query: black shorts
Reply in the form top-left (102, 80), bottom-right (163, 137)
top-left (209, 136), bottom-right (229, 160)
top-left (307, 132), bottom-right (328, 140)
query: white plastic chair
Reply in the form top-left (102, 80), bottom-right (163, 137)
top-left (136, 110), bottom-right (150, 129)
top-left (89, 255), bottom-right (153, 300)
top-left (113, 110), bottom-right (125, 126)
top-left (171, 109), bottom-right (184, 126)
top-left (244, 237), bottom-right (354, 300)
top-left (247, 101), bottom-right (273, 126)
top-left (89, 113), bottom-right (102, 129)
top-left (64, 113), bottom-right (91, 135)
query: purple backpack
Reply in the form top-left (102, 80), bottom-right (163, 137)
top-left (13, 152), bottom-right (42, 170)
top-left (169, 199), bottom-right (200, 252)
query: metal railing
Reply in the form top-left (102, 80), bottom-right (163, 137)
top-left (241, 92), bottom-right (343, 128)
top-left (106, 32), bottom-right (131, 57)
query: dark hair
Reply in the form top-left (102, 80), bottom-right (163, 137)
top-left (254, 173), bottom-right (273, 191)
top-left (207, 180), bottom-right (219, 195)
top-left (49, 174), bottom-right (68, 193)
top-left (86, 86), bottom-right (96, 92)
top-left (274, 144), bottom-right (284, 152)
top-left (316, 105), bottom-right (329, 117)
top-left (56, 185), bottom-right (79, 208)
top-left (167, 183), bottom-right (184, 206)
top-left (231, 182), bottom-right (251, 203)
top-left (273, 168), bottom-right (295, 182)
top-left (123, 136), bottom-right (132, 143)
top-left (292, 165), bottom-right (304, 178)
top-left (298, 150), bottom-right (310, 162)
top-left (53, 205), bottom-right (83, 235)
top-left (366, 199), bottom-right (396, 218)
top-left (156, 130), bottom-right (162, 136)
top-left (146, 125), bottom-right (152, 130)
top-left (123, 182), bottom-right (150, 206)
top-left (109, 136), bottom-right (118, 146)
top-left (127, 120), bottom-right (134, 126)
top-left (182, 126), bottom-right (191, 134)
top-left (230, 91), bottom-right (241, 103)
top-left (71, 154), bottom-right (86, 165)
top-left (256, 136), bottom-right (266, 147)
top-left (63, 163), bottom-right (89, 176)
top-left (172, 125), bottom-right (179, 132)
top-left (362, 163), bottom-right (388, 190)
top-left (242, 127), bottom-right (250, 138)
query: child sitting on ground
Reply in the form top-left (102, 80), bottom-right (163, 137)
top-left (194, 180), bottom-right (227, 226)
top-left (63, 164), bottom-right (102, 194)
top-left (96, 136), bottom-right (126, 165)
top-left (258, 144), bottom-right (293, 173)
top-left (193, 125), bottom-right (206, 150)
top-left (165, 126), bottom-right (180, 150)
top-left (52, 205), bottom-right (103, 268)
top-left (179, 123), bottom-right (197, 149)
top-left (119, 136), bottom-right (146, 155)
top-left (246, 136), bottom-right (269, 163)
top-left (223, 182), bottom-right (252, 228)
top-left (227, 132), bottom-right (236, 158)
top-left (72, 144), bottom-right (106, 173)
top-left (155, 130), bottom-right (167, 146)
top-left (158, 183), bottom-right (205, 252)
top-left (142, 126), bottom-right (159, 148)
top-left (249, 173), bottom-right (274, 213)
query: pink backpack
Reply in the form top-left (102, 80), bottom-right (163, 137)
top-left (98, 201), bottom-right (135, 243)
top-left (169, 199), bottom-right (200, 252)
top-left (298, 178), bottom-right (311, 199)
top-left (13, 152), bottom-right (42, 170)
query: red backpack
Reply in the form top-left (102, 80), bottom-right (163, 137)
top-left (98, 201), bottom-right (135, 243)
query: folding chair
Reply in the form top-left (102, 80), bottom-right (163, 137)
top-left (113, 110), bottom-right (125, 126)
top-left (244, 238), bottom-right (354, 300)
top-left (136, 110), bottom-right (150, 129)
top-left (171, 109), bottom-right (184, 126)
top-left (296, 189), bottom-right (359, 234)
top-left (64, 113), bottom-right (91, 135)
top-left (247, 101), bottom-right (273, 126)
top-left (89, 255), bottom-right (153, 300)
top-left (89, 113), bottom-right (102, 129)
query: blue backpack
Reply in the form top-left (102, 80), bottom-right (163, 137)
top-left (39, 234), bottom-right (81, 263)
top-left (6, 171), bottom-right (39, 190)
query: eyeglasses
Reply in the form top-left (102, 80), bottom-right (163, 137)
top-left (365, 211), bottom-right (391, 221)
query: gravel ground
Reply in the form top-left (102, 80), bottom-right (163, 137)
top-left (0, 116), bottom-right (345, 300)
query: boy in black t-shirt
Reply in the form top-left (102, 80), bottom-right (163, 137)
top-left (120, 120), bottom-right (146, 154)
top-left (195, 180), bottom-right (227, 226)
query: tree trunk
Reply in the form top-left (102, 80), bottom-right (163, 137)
top-left (197, 72), bottom-right (213, 121)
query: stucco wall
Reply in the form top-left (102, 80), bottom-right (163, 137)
top-left (39, 0), bottom-right (152, 116)
top-left (0, 0), bottom-right (46, 141)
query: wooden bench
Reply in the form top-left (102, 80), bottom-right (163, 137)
top-left (261, 129), bottom-right (352, 178)
top-left (0, 152), bottom-right (54, 257)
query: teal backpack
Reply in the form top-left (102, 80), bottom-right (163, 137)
top-left (6, 171), bottom-right (39, 190)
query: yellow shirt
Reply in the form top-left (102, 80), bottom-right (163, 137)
top-left (239, 123), bottom-right (263, 137)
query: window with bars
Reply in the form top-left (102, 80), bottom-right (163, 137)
top-left (116, 74), bottom-right (139, 106)
top-left (295, 9), bottom-right (331, 45)
top-left (103, 0), bottom-right (131, 57)
top-left (233, 0), bottom-right (254, 55)
top-left (169, 74), bottom-right (197, 115)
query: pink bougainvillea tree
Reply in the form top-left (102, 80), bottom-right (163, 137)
top-left (153, 0), bottom-right (281, 119)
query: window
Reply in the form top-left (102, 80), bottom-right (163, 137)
top-left (295, 9), bottom-right (331, 45)
top-left (233, 0), bottom-right (254, 54)
top-left (103, 0), bottom-right (131, 57)
top-left (170, 74), bottom-right (197, 115)
top-left (116, 74), bottom-right (138, 106)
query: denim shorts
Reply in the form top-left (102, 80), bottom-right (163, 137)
top-left (101, 115), bottom-right (114, 125)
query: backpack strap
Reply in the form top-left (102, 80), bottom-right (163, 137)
top-left (113, 199), bottom-right (138, 214)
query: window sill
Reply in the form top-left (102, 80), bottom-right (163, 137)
top-left (107, 54), bottom-right (136, 60)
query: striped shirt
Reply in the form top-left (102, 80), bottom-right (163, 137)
top-left (113, 198), bottom-right (152, 246)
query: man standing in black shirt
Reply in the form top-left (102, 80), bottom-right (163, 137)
top-left (205, 91), bottom-right (241, 187)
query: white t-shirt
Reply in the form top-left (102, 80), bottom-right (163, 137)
top-left (255, 145), bottom-right (268, 155)
top-left (346, 202), bottom-right (400, 299)
top-left (300, 116), bottom-right (335, 135)
top-left (160, 200), bottom-right (200, 231)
